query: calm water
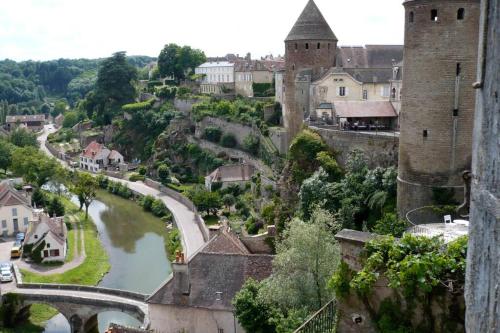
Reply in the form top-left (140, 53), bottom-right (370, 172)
top-left (43, 190), bottom-right (172, 332)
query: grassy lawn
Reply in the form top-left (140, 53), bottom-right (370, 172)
top-left (65, 220), bottom-right (76, 263)
top-left (167, 183), bottom-right (196, 194)
top-left (0, 304), bottom-right (59, 333)
top-left (21, 199), bottom-right (110, 285)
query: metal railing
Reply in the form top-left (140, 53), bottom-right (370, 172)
top-left (294, 299), bottom-right (337, 333)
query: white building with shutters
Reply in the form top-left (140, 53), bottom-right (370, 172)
top-left (0, 181), bottom-right (35, 237)
top-left (195, 62), bottom-right (235, 94)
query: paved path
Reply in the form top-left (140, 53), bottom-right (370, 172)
top-left (37, 125), bottom-right (205, 259)
top-left (16, 215), bottom-right (87, 275)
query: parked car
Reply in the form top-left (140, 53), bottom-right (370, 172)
top-left (16, 232), bottom-right (25, 243)
top-left (0, 269), bottom-right (13, 282)
top-left (10, 244), bottom-right (21, 259)
top-left (0, 262), bottom-right (12, 271)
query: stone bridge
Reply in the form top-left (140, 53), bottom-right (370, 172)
top-left (8, 283), bottom-right (149, 333)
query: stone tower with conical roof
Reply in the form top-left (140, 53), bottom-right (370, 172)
top-left (284, 0), bottom-right (337, 141)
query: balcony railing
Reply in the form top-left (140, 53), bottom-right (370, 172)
top-left (293, 299), bottom-right (337, 333)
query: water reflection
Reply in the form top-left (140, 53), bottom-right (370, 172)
top-left (43, 190), bottom-right (172, 332)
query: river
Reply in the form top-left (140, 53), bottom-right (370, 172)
top-left (43, 190), bottom-right (173, 332)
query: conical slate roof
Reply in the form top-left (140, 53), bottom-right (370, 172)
top-left (286, 0), bottom-right (337, 41)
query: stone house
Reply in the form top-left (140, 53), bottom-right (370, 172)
top-left (205, 164), bottom-right (255, 191)
top-left (147, 229), bottom-right (273, 333)
top-left (25, 214), bottom-right (67, 262)
top-left (0, 181), bottom-right (35, 237)
top-left (234, 60), bottom-right (284, 97)
top-left (5, 114), bottom-right (46, 132)
top-left (79, 141), bottom-right (124, 173)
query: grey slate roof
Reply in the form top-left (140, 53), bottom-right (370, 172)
top-left (147, 231), bottom-right (273, 311)
top-left (337, 45), bottom-right (403, 69)
top-left (343, 68), bottom-right (394, 84)
top-left (286, 0), bottom-right (337, 41)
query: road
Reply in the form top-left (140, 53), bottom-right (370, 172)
top-left (37, 125), bottom-right (205, 259)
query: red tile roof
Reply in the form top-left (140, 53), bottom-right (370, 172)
top-left (81, 141), bottom-right (104, 159)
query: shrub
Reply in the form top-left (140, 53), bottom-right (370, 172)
top-left (47, 196), bottom-right (65, 217)
top-left (157, 164), bottom-right (170, 184)
top-left (151, 199), bottom-right (168, 217)
top-left (220, 133), bottom-right (237, 148)
top-left (129, 173), bottom-right (145, 182)
top-left (245, 216), bottom-right (262, 235)
top-left (122, 99), bottom-right (155, 112)
top-left (243, 134), bottom-right (260, 155)
top-left (204, 126), bottom-right (222, 143)
top-left (137, 166), bottom-right (147, 176)
top-left (140, 195), bottom-right (155, 212)
top-left (156, 86), bottom-right (177, 99)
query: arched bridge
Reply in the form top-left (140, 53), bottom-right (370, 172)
top-left (8, 283), bottom-right (149, 333)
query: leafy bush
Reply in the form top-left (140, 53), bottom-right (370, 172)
top-left (122, 98), bottom-right (155, 112)
top-left (245, 216), bottom-right (262, 235)
top-left (252, 83), bottom-right (274, 97)
top-left (157, 164), bottom-right (170, 184)
top-left (139, 195), bottom-right (155, 212)
top-left (129, 173), bottom-right (145, 182)
top-left (47, 196), bottom-right (65, 217)
top-left (243, 134), bottom-right (260, 155)
top-left (156, 86), bottom-right (177, 99)
top-left (203, 126), bottom-right (222, 143)
top-left (372, 212), bottom-right (408, 237)
top-left (220, 133), bottom-right (237, 148)
top-left (151, 199), bottom-right (169, 217)
top-left (137, 166), bottom-right (147, 175)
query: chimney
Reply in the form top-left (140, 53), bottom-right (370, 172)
top-left (172, 251), bottom-right (190, 295)
top-left (59, 217), bottom-right (64, 237)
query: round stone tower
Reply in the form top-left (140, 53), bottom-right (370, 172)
top-left (397, 0), bottom-right (480, 218)
top-left (284, 0), bottom-right (337, 141)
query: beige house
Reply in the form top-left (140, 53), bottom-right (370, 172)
top-left (147, 229), bottom-right (273, 333)
top-left (79, 141), bottom-right (124, 173)
top-left (205, 164), bottom-right (255, 191)
top-left (5, 114), bottom-right (46, 132)
top-left (0, 181), bottom-right (35, 237)
top-left (25, 214), bottom-right (67, 262)
top-left (234, 60), bottom-right (284, 97)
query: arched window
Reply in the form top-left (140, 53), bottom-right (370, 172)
top-left (305, 43), bottom-right (309, 50)
top-left (317, 43), bottom-right (321, 49)
top-left (431, 9), bottom-right (438, 21)
top-left (457, 8), bottom-right (465, 20)
top-left (409, 11), bottom-right (414, 23)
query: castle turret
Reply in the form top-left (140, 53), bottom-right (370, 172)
top-left (397, 0), bottom-right (480, 218)
top-left (284, 0), bottom-right (337, 141)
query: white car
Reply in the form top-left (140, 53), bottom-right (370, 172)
top-left (0, 270), bottom-right (13, 282)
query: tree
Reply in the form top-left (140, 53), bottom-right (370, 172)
top-left (220, 133), bottom-right (237, 148)
top-left (72, 172), bottom-right (98, 219)
top-left (93, 52), bottom-right (138, 124)
top-left (243, 134), bottom-right (260, 155)
top-left (0, 140), bottom-right (12, 174)
top-left (299, 168), bottom-right (339, 220)
top-left (11, 147), bottom-right (61, 187)
top-left (157, 164), bottom-right (170, 184)
top-left (158, 44), bottom-right (206, 81)
top-left (62, 111), bottom-right (79, 128)
top-left (260, 209), bottom-right (340, 312)
top-left (222, 194), bottom-right (236, 211)
top-left (9, 128), bottom-right (38, 147)
top-left (191, 189), bottom-right (222, 216)
top-left (51, 99), bottom-right (68, 117)
top-left (289, 129), bottom-right (329, 184)
top-left (233, 278), bottom-right (276, 333)
top-left (47, 196), bottom-right (65, 217)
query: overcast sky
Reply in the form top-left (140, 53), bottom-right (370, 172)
top-left (0, 0), bottom-right (405, 61)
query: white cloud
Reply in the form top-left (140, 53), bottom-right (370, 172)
top-left (0, 0), bottom-right (405, 61)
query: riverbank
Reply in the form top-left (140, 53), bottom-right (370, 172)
top-left (20, 199), bottom-right (110, 285)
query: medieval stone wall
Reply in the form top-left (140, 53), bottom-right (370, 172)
top-left (311, 126), bottom-right (399, 168)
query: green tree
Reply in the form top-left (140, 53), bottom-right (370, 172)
top-left (93, 52), bottom-right (138, 124)
top-left (233, 278), bottom-right (276, 333)
top-left (47, 196), bottom-right (65, 217)
top-left (11, 147), bottom-right (60, 187)
top-left (157, 164), bottom-right (170, 184)
top-left (158, 44), bottom-right (206, 81)
top-left (260, 209), bottom-right (340, 311)
top-left (220, 133), bottom-right (237, 148)
top-left (289, 129), bottom-right (329, 184)
top-left (299, 168), bottom-right (338, 220)
top-left (0, 139), bottom-right (12, 174)
top-left (372, 212), bottom-right (408, 237)
top-left (222, 193), bottom-right (236, 211)
top-left (51, 99), bottom-right (68, 117)
top-left (72, 172), bottom-right (98, 219)
top-left (62, 111), bottom-right (79, 128)
top-left (9, 128), bottom-right (38, 147)
top-left (191, 189), bottom-right (222, 216)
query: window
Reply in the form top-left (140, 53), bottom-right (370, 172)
top-left (363, 90), bottom-right (368, 100)
top-left (12, 208), bottom-right (17, 217)
top-left (1, 220), bottom-right (6, 228)
top-left (431, 9), bottom-right (438, 21)
top-left (423, 129), bottom-right (428, 138)
top-left (23, 217), bottom-right (28, 226)
top-left (339, 87), bottom-right (346, 96)
top-left (382, 86), bottom-right (390, 98)
top-left (328, 43), bottom-right (331, 49)
top-left (295, 43), bottom-right (298, 50)
top-left (218, 329), bottom-right (224, 333)
top-left (292, 64), bottom-right (295, 70)
top-left (50, 249), bottom-right (60, 257)
top-left (457, 8), bottom-right (465, 20)
top-left (317, 42), bottom-right (321, 49)
top-left (453, 109), bottom-right (459, 117)
top-left (43, 250), bottom-right (49, 258)
top-left (47, 243), bottom-right (50, 248)
top-left (409, 11), bottom-right (414, 23)
top-left (391, 88), bottom-right (397, 99)
top-left (456, 63), bottom-right (461, 76)
top-left (34, 235), bottom-right (38, 239)
top-left (305, 43), bottom-right (309, 50)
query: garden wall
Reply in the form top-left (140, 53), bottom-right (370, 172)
top-left (195, 116), bottom-right (257, 147)
top-left (310, 126), bottom-right (399, 168)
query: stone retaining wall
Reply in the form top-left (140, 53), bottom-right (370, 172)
top-left (310, 126), bottom-right (399, 168)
